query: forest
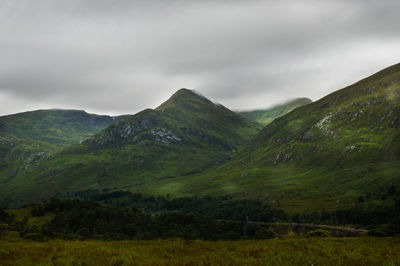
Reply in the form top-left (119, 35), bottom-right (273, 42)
top-left (1, 187), bottom-right (399, 242)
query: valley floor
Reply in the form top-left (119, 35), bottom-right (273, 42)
top-left (1, 237), bottom-right (399, 265)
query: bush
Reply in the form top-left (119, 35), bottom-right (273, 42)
top-left (367, 225), bottom-right (395, 237)
top-left (305, 229), bottom-right (331, 238)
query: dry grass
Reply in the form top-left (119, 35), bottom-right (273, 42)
top-left (1, 237), bottom-right (400, 265)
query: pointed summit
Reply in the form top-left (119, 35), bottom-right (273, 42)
top-left (171, 88), bottom-right (205, 98)
top-left (156, 88), bottom-right (214, 111)
top-left (155, 88), bottom-right (255, 131)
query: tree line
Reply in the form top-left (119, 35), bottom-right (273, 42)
top-left (0, 185), bottom-right (399, 240)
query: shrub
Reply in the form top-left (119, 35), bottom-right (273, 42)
top-left (367, 225), bottom-right (395, 237)
top-left (305, 229), bottom-right (331, 238)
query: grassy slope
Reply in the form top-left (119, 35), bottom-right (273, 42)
top-left (0, 109), bottom-right (128, 147)
top-left (0, 238), bottom-right (399, 265)
top-left (0, 110), bottom-right (128, 201)
top-left (239, 97), bottom-right (312, 126)
top-left (0, 89), bottom-right (261, 205)
top-left (123, 63), bottom-right (400, 212)
top-left (0, 135), bottom-right (57, 189)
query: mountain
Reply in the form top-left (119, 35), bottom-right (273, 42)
top-left (0, 109), bottom-right (128, 196)
top-left (1, 63), bottom-right (399, 210)
top-left (0, 89), bottom-right (261, 205)
top-left (0, 109), bottom-right (129, 147)
top-left (117, 63), bottom-right (400, 211)
top-left (88, 89), bottom-right (260, 149)
top-left (239, 98), bottom-right (312, 126)
top-left (242, 63), bottom-right (400, 171)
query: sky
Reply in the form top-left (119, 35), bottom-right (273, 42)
top-left (0, 0), bottom-right (399, 116)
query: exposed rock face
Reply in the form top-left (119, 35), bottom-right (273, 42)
top-left (122, 117), bottom-right (156, 137)
top-left (150, 128), bottom-right (182, 144)
top-left (315, 113), bottom-right (333, 132)
top-left (89, 115), bottom-right (183, 147)
top-left (88, 110), bottom-right (166, 146)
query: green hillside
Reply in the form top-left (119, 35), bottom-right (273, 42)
top-left (116, 63), bottom-right (400, 211)
top-left (0, 89), bottom-right (261, 205)
top-left (0, 109), bottom-right (128, 147)
top-left (240, 98), bottom-right (312, 126)
top-left (0, 109), bottom-right (128, 195)
top-left (0, 135), bottom-right (57, 184)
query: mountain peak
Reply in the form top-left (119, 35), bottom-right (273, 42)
top-left (156, 88), bottom-right (214, 111)
top-left (172, 88), bottom-right (205, 98)
top-left (174, 88), bottom-right (197, 95)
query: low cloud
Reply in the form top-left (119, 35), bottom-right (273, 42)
top-left (0, 0), bottom-right (399, 115)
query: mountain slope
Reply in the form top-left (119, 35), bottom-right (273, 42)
top-left (0, 89), bottom-right (261, 205)
top-left (0, 109), bottom-right (128, 147)
top-left (239, 97), bottom-right (312, 126)
top-left (0, 134), bottom-right (57, 183)
top-left (243, 63), bottom-right (400, 167)
top-left (121, 63), bottom-right (400, 211)
top-left (0, 109), bottom-right (128, 199)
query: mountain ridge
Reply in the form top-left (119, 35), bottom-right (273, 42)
top-left (0, 109), bottom-right (129, 147)
top-left (239, 97), bottom-right (312, 126)
top-left (0, 88), bottom-right (261, 205)
top-left (0, 63), bottom-right (399, 211)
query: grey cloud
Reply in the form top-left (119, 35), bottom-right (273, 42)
top-left (0, 0), bottom-right (399, 115)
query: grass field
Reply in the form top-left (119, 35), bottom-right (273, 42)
top-left (1, 237), bottom-right (399, 265)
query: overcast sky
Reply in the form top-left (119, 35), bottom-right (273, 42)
top-left (0, 0), bottom-right (399, 116)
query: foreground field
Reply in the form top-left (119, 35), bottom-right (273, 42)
top-left (1, 237), bottom-right (399, 265)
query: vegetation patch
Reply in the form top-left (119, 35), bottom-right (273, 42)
top-left (0, 238), bottom-right (400, 265)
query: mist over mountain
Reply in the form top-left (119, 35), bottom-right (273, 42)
top-left (239, 98), bottom-right (312, 126)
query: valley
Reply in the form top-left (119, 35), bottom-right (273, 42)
top-left (0, 63), bottom-right (399, 266)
